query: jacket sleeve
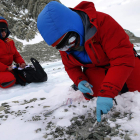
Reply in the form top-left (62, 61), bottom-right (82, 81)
top-left (12, 41), bottom-right (25, 64)
top-left (97, 14), bottom-right (135, 98)
top-left (60, 51), bottom-right (88, 86)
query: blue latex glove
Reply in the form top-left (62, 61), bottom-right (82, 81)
top-left (78, 80), bottom-right (93, 93)
top-left (96, 97), bottom-right (113, 122)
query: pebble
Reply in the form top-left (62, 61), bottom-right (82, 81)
top-left (0, 106), bottom-right (5, 111)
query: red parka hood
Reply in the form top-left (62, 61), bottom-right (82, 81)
top-left (73, 1), bottom-right (98, 29)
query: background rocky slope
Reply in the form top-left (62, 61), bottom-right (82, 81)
top-left (0, 0), bottom-right (60, 41)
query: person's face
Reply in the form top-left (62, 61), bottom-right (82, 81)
top-left (55, 32), bottom-right (80, 51)
top-left (0, 28), bottom-right (7, 38)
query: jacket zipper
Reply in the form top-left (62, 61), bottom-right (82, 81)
top-left (89, 43), bottom-right (100, 63)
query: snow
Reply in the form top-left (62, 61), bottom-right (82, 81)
top-left (0, 60), bottom-right (140, 140)
top-left (13, 33), bottom-right (44, 46)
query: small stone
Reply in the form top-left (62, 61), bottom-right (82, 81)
top-left (109, 131), bottom-right (119, 136)
top-left (79, 115), bottom-right (85, 120)
top-left (1, 103), bottom-right (8, 106)
top-left (0, 106), bottom-right (5, 111)
top-left (64, 109), bottom-right (68, 112)
top-left (0, 115), bottom-right (4, 118)
top-left (110, 118), bottom-right (116, 122)
top-left (124, 134), bottom-right (131, 140)
top-left (93, 133), bottom-right (104, 140)
top-left (40, 98), bottom-right (46, 100)
top-left (30, 98), bottom-right (37, 102)
top-left (12, 101), bottom-right (19, 103)
top-left (88, 133), bottom-right (93, 139)
top-left (75, 120), bottom-right (81, 126)
top-left (43, 134), bottom-right (48, 139)
top-left (4, 110), bottom-right (10, 114)
top-left (112, 112), bottom-right (121, 117)
top-left (83, 105), bottom-right (87, 108)
top-left (35, 128), bottom-right (41, 133)
top-left (25, 106), bottom-right (29, 109)
top-left (104, 137), bottom-right (111, 140)
top-left (5, 115), bottom-right (8, 118)
top-left (71, 117), bottom-right (78, 122)
top-left (43, 106), bottom-right (50, 108)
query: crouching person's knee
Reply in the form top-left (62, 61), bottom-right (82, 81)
top-left (0, 72), bottom-right (16, 88)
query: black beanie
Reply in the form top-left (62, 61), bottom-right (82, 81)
top-left (0, 22), bottom-right (8, 29)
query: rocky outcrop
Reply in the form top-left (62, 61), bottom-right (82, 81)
top-left (20, 41), bottom-right (61, 64)
top-left (0, 0), bottom-right (60, 41)
top-left (124, 29), bottom-right (140, 43)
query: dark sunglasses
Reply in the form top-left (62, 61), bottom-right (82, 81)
top-left (56, 32), bottom-right (80, 51)
top-left (0, 28), bottom-right (7, 33)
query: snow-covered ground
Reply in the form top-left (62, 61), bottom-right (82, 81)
top-left (0, 60), bottom-right (140, 140)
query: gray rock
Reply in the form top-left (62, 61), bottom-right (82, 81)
top-left (104, 137), bottom-right (111, 140)
top-left (4, 109), bottom-right (10, 114)
top-left (124, 134), bottom-right (131, 140)
top-left (0, 106), bottom-right (6, 112)
top-left (0, 0), bottom-right (61, 41)
top-left (0, 115), bottom-right (4, 118)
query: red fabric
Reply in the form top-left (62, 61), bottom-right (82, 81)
top-left (60, 1), bottom-right (135, 98)
top-left (0, 38), bottom-right (25, 72)
top-left (83, 57), bottom-right (140, 98)
top-left (0, 38), bottom-right (25, 88)
top-left (0, 72), bottom-right (16, 88)
top-left (52, 33), bottom-right (66, 47)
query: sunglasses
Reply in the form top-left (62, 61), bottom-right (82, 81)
top-left (56, 32), bottom-right (80, 51)
top-left (0, 28), bottom-right (7, 33)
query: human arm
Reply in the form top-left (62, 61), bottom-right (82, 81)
top-left (12, 41), bottom-right (26, 66)
top-left (97, 12), bottom-right (135, 98)
top-left (60, 51), bottom-right (89, 86)
top-left (96, 13), bottom-right (135, 121)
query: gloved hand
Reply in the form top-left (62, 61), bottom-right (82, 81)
top-left (96, 97), bottom-right (113, 122)
top-left (78, 80), bottom-right (93, 93)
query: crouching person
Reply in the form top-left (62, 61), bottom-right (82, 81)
top-left (37, 1), bottom-right (140, 122)
top-left (0, 17), bottom-right (26, 88)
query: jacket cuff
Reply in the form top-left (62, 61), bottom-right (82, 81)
top-left (98, 90), bottom-right (118, 98)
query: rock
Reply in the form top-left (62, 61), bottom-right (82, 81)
top-left (12, 101), bottom-right (19, 103)
top-left (124, 134), bottom-right (131, 140)
top-left (0, 0), bottom-right (61, 41)
top-left (64, 109), bottom-right (68, 112)
top-left (0, 106), bottom-right (6, 111)
top-left (93, 133), bottom-right (104, 140)
top-left (109, 118), bottom-right (116, 122)
top-left (4, 109), bottom-right (11, 114)
top-left (40, 98), bottom-right (46, 100)
top-left (43, 134), bottom-right (48, 139)
top-left (35, 128), bottom-right (41, 133)
top-left (104, 137), bottom-right (111, 140)
top-left (0, 115), bottom-right (4, 118)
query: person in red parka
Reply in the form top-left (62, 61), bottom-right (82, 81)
top-left (0, 17), bottom-right (26, 89)
top-left (37, 1), bottom-right (140, 122)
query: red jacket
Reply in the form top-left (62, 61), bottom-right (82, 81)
top-left (0, 38), bottom-right (25, 72)
top-left (60, 1), bottom-right (135, 98)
